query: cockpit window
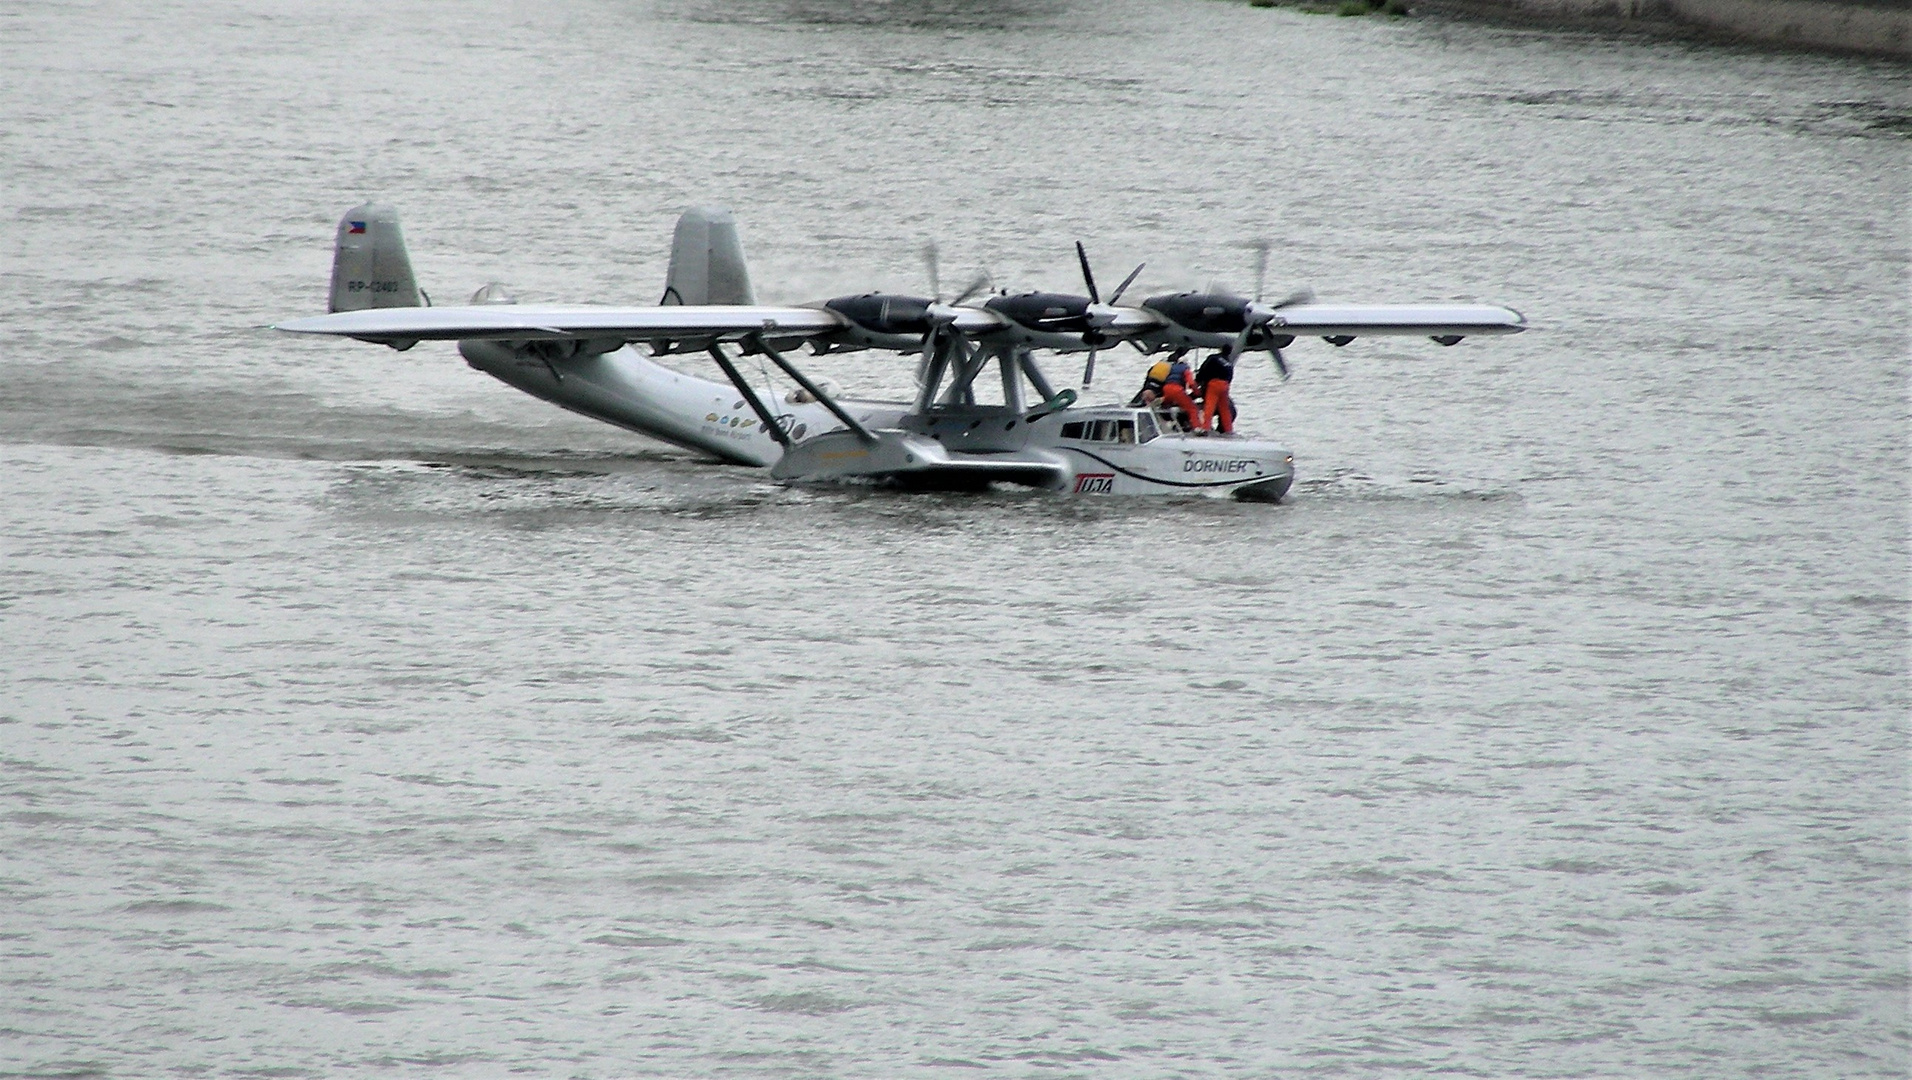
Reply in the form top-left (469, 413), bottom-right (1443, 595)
top-left (1135, 412), bottom-right (1158, 443)
top-left (1116, 420), bottom-right (1135, 443)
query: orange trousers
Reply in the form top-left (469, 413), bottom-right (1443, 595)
top-left (1202, 378), bottom-right (1233, 433)
top-left (1160, 383), bottom-right (1199, 431)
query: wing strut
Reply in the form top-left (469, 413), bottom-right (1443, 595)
top-left (705, 345), bottom-right (793, 448)
top-left (941, 345), bottom-right (993, 406)
top-left (997, 349), bottom-right (1025, 413)
top-left (750, 334), bottom-right (878, 445)
top-left (1017, 348), bottom-right (1057, 402)
top-left (914, 333), bottom-right (957, 412)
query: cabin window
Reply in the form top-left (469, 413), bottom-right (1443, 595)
top-left (1064, 418), bottom-right (1144, 443)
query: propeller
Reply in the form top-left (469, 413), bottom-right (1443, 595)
top-left (916, 241), bottom-right (990, 387)
top-left (1074, 241), bottom-right (1144, 390)
top-left (922, 241), bottom-right (990, 307)
top-left (1264, 287), bottom-right (1314, 379)
top-left (1223, 240), bottom-right (1312, 380)
top-left (1075, 242), bottom-right (1098, 305)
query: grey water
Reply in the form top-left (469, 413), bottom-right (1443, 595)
top-left (2, 0), bottom-right (1907, 1076)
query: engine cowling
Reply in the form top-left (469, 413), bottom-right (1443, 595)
top-left (983, 291), bottom-right (1094, 336)
top-left (816, 293), bottom-right (940, 352)
top-left (1139, 292), bottom-right (1252, 335)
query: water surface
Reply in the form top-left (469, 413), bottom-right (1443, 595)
top-left (1, 0), bottom-right (1906, 1075)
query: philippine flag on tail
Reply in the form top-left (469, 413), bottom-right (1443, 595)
top-left (347, 220), bottom-right (366, 234)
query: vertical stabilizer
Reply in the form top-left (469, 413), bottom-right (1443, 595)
top-left (661, 206), bottom-right (754, 306)
top-left (328, 203), bottom-right (422, 313)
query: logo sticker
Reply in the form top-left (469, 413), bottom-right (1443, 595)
top-left (1074, 473), bottom-right (1115, 494)
top-left (1183, 459), bottom-right (1255, 474)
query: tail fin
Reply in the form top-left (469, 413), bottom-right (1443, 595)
top-left (328, 203), bottom-right (423, 313)
top-left (661, 206), bottom-right (754, 306)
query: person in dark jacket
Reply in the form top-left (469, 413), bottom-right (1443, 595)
top-left (1194, 352), bottom-right (1236, 435)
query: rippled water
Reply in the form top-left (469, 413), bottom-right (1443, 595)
top-left (3, 0), bottom-right (1907, 1076)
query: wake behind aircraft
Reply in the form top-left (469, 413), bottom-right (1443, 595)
top-left (274, 205), bottom-right (1525, 499)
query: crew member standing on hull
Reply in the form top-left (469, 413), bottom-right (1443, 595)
top-left (1132, 353), bottom-right (1199, 432)
top-left (1195, 352), bottom-right (1236, 435)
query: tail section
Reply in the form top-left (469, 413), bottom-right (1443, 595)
top-left (328, 203), bottom-right (422, 313)
top-left (661, 206), bottom-right (754, 306)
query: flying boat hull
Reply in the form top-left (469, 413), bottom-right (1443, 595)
top-left (460, 341), bottom-right (1290, 499)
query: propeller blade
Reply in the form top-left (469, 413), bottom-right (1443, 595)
top-left (950, 271), bottom-right (991, 307)
top-left (1082, 349), bottom-right (1097, 389)
top-left (923, 242), bottom-right (942, 301)
top-left (1270, 286), bottom-right (1315, 309)
top-left (1108, 262), bottom-right (1145, 305)
top-left (1228, 326), bottom-right (1251, 361)
top-left (1271, 345), bottom-right (1290, 381)
top-left (1251, 241), bottom-right (1271, 302)
top-left (1075, 241), bottom-right (1101, 305)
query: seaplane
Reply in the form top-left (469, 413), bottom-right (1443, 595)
top-left (273, 204), bottom-right (1526, 500)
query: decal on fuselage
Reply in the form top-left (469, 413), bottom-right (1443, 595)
top-left (1073, 472), bottom-right (1115, 494)
top-left (1183, 458), bottom-right (1257, 474)
top-left (701, 412), bottom-right (766, 441)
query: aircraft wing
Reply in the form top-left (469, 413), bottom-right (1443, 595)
top-left (1269, 304), bottom-right (1526, 336)
top-left (273, 304), bottom-right (846, 345)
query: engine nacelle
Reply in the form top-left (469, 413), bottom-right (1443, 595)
top-left (819, 293), bottom-right (937, 352)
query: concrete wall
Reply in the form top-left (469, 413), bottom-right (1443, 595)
top-left (1428, 0), bottom-right (1911, 57)
top-left (1666, 0), bottom-right (1907, 56)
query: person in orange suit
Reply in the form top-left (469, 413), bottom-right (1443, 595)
top-left (1195, 352), bottom-right (1235, 435)
top-left (1132, 353), bottom-right (1199, 432)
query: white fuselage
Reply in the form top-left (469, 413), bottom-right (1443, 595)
top-left (459, 341), bottom-right (1294, 500)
